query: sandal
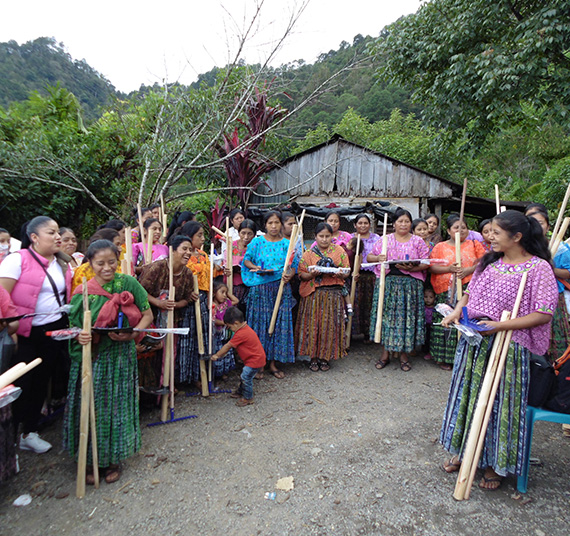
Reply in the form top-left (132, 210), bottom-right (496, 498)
top-left (375, 359), bottom-right (390, 370)
top-left (270, 369), bottom-right (285, 379)
top-left (86, 466), bottom-right (95, 486)
top-left (439, 363), bottom-right (452, 371)
top-left (318, 360), bottom-right (330, 372)
top-left (309, 360), bottom-right (320, 372)
top-left (441, 457), bottom-right (461, 474)
top-left (235, 398), bottom-right (254, 407)
top-left (479, 474), bottom-right (502, 491)
top-left (400, 361), bottom-right (412, 372)
top-left (105, 465), bottom-right (121, 484)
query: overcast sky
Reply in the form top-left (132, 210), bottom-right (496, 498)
top-left (2, 0), bottom-right (421, 92)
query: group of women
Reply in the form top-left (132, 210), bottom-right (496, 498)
top-left (0, 201), bottom-right (565, 494)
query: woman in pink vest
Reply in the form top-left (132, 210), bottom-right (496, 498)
top-left (0, 216), bottom-right (72, 454)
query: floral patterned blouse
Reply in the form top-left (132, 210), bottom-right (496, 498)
top-left (186, 249), bottom-right (211, 292)
top-left (466, 256), bottom-right (558, 355)
top-left (370, 234), bottom-right (429, 281)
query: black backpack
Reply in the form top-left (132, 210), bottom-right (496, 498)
top-left (545, 346), bottom-right (570, 414)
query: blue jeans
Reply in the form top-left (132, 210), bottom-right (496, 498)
top-left (239, 366), bottom-right (262, 400)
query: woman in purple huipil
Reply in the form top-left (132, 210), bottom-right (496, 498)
top-left (439, 210), bottom-right (558, 491)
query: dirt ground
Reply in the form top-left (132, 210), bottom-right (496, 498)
top-left (1, 342), bottom-right (569, 536)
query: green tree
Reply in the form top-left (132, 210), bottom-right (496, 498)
top-left (371, 0), bottom-right (570, 141)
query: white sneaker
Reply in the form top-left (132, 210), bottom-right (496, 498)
top-left (19, 432), bottom-right (52, 454)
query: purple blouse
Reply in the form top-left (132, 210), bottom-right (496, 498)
top-left (466, 256), bottom-right (558, 355)
top-left (353, 233), bottom-right (380, 272)
top-left (370, 234), bottom-right (429, 281)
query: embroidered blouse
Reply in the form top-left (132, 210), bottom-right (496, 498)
top-left (241, 236), bottom-right (299, 287)
top-left (370, 234), bottom-right (429, 281)
top-left (466, 256), bottom-right (558, 355)
top-left (186, 250), bottom-right (211, 292)
top-left (353, 233), bottom-right (380, 272)
top-left (298, 244), bottom-right (350, 298)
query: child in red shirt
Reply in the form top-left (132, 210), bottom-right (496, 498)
top-left (211, 306), bottom-right (266, 407)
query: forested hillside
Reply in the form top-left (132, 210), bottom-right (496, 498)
top-left (0, 37), bottom-right (120, 119)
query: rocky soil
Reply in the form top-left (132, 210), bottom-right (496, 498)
top-left (1, 343), bottom-right (569, 536)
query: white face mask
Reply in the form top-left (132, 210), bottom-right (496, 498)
top-left (0, 244), bottom-right (8, 252)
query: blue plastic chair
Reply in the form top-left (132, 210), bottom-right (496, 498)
top-left (517, 405), bottom-right (570, 493)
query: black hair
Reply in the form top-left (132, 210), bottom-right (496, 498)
top-left (354, 213), bottom-right (371, 225)
top-left (445, 213), bottom-right (462, 230)
top-left (478, 219), bottom-right (492, 233)
top-left (239, 219), bottom-right (258, 234)
top-left (425, 213), bottom-right (440, 225)
top-left (525, 205), bottom-right (550, 226)
top-left (281, 211), bottom-right (295, 222)
top-left (392, 208), bottom-right (413, 224)
top-left (213, 280), bottom-right (228, 296)
top-left (86, 239), bottom-right (120, 260)
top-left (0, 228), bottom-right (9, 235)
top-left (59, 228), bottom-right (75, 239)
top-left (263, 210), bottom-right (283, 226)
top-left (179, 221), bottom-right (203, 241)
top-left (21, 216), bottom-right (55, 249)
top-left (223, 306), bottom-right (244, 325)
top-left (229, 208), bottom-right (246, 223)
top-left (149, 203), bottom-right (160, 210)
top-left (477, 210), bottom-right (551, 272)
top-left (166, 210), bottom-right (195, 242)
top-left (98, 219), bottom-right (126, 232)
top-left (143, 218), bottom-right (161, 231)
top-left (170, 235), bottom-right (192, 251)
top-left (133, 207), bottom-right (151, 222)
top-left (325, 210), bottom-right (341, 222)
top-left (315, 222), bottom-right (333, 235)
top-left (90, 228), bottom-right (119, 244)
top-left (412, 218), bottom-right (427, 232)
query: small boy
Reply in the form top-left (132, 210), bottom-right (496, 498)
top-left (211, 306), bottom-right (266, 407)
top-left (423, 287), bottom-right (436, 360)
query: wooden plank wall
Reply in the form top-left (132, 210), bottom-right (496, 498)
top-left (251, 139), bottom-right (454, 204)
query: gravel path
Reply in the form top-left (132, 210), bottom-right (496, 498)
top-left (1, 343), bottom-right (569, 536)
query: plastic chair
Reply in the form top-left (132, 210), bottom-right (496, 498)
top-left (517, 405), bottom-right (570, 493)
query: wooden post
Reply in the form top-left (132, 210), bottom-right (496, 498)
top-left (346, 235), bottom-right (361, 348)
top-left (454, 271), bottom-right (528, 500)
top-left (146, 225), bottom-right (153, 265)
top-left (160, 247), bottom-right (174, 422)
top-left (208, 243), bottom-right (214, 384)
top-left (550, 216), bottom-right (570, 255)
top-left (549, 182), bottom-right (570, 249)
top-left (373, 213), bottom-right (388, 343)
top-left (459, 178), bottom-right (467, 226)
top-left (160, 194), bottom-right (167, 240)
top-left (269, 224), bottom-right (299, 335)
top-left (76, 277), bottom-right (98, 498)
top-left (137, 204), bottom-right (147, 264)
top-left (455, 232), bottom-right (463, 301)
top-left (193, 274), bottom-right (209, 397)
top-left (0, 359), bottom-right (42, 390)
top-left (226, 217), bottom-right (233, 296)
top-left (125, 226), bottom-right (133, 276)
top-left (494, 185), bottom-right (500, 215)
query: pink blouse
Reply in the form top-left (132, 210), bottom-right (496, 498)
top-left (466, 256), bottom-right (558, 355)
top-left (370, 234), bottom-right (429, 281)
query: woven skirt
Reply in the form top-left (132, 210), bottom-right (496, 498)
top-left (440, 336), bottom-right (529, 477)
top-left (369, 275), bottom-right (425, 353)
top-left (429, 292), bottom-right (460, 364)
top-left (64, 341), bottom-right (141, 467)
top-left (179, 291), bottom-right (210, 383)
top-left (295, 286), bottom-right (346, 362)
top-left (549, 293), bottom-right (570, 361)
top-left (352, 270), bottom-right (376, 340)
top-left (246, 280), bottom-right (295, 363)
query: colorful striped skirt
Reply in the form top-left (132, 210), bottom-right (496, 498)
top-left (212, 327), bottom-right (235, 377)
top-left (440, 336), bottom-right (529, 477)
top-left (352, 270), bottom-right (376, 340)
top-left (369, 275), bottom-right (425, 353)
top-left (64, 340), bottom-right (141, 467)
top-left (549, 293), bottom-right (570, 361)
top-left (295, 286), bottom-right (346, 362)
top-left (246, 280), bottom-right (295, 363)
top-left (179, 291), bottom-right (210, 383)
top-left (429, 291), bottom-right (459, 364)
